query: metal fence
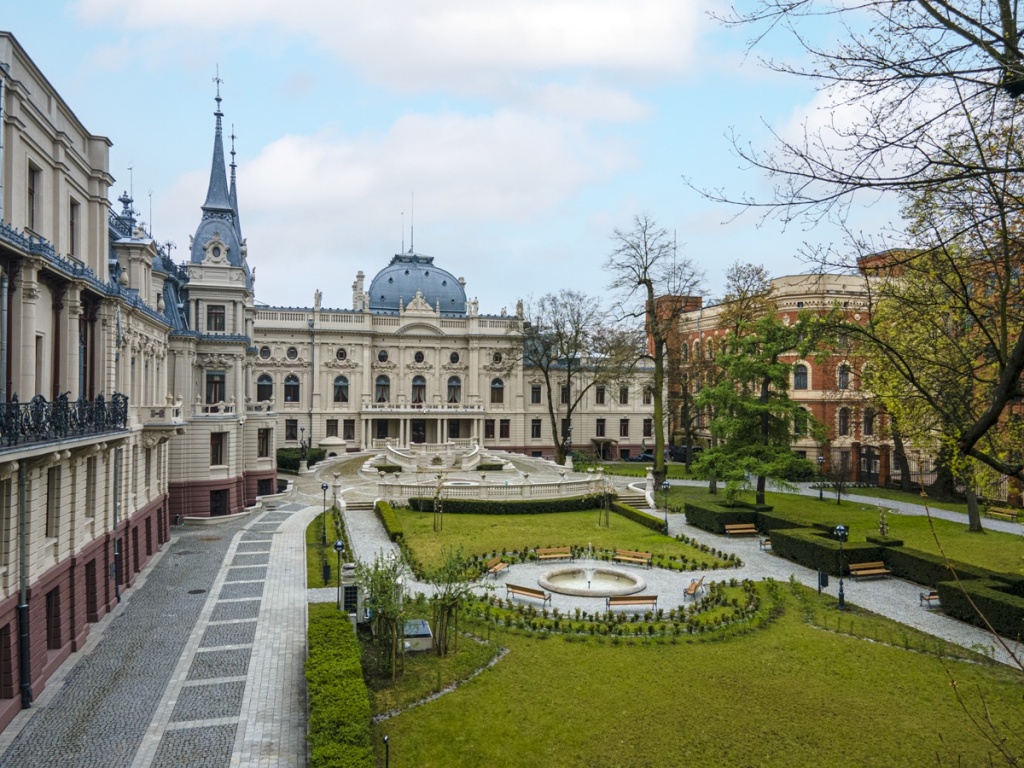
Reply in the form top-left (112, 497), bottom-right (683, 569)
top-left (0, 392), bottom-right (129, 449)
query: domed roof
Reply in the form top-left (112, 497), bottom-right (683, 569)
top-left (368, 252), bottom-right (467, 316)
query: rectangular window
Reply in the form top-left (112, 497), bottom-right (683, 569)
top-left (619, 387), bottom-right (629, 405)
top-left (499, 419), bottom-right (510, 439)
top-left (343, 419), bottom-right (356, 441)
top-left (561, 419), bottom-right (570, 439)
top-left (46, 466), bottom-right (60, 540)
top-left (27, 165), bottom-right (40, 232)
top-left (326, 419), bottom-right (339, 438)
top-left (642, 389), bottom-right (652, 406)
top-left (69, 200), bottom-right (80, 257)
top-left (285, 419), bottom-right (298, 441)
top-left (595, 386), bottom-right (606, 405)
top-left (210, 432), bottom-right (226, 465)
top-left (560, 385), bottom-right (569, 405)
top-left (643, 418), bottom-right (653, 437)
top-left (0, 480), bottom-right (9, 564)
top-left (45, 588), bottom-right (61, 650)
top-left (531, 419), bottom-right (542, 439)
top-left (207, 305), bottom-right (226, 332)
top-left (145, 449), bottom-right (152, 492)
top-left (596, 418), bottom-right (606, 438)
top-left (257, 428), bottom-right (271, 458)
top-left (205, 371), bottom-right (226, 404)
top-left (530, 384), bottom-right (542, 404)
top-left (619, 418), bottom-right (629, 438)
top-left (484, 420), bottom-right (495, 439)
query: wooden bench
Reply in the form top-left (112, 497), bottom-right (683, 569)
top-left (725, 524), bottom-right (758, 536)
top-left (759, 537), bottom-right (772, 551)
top-left (612, 549), bottom-right (652, 568)
top-left (606, 594), bottom-right (657, 611)
top-left (536, 546), bottom-right (573, 561)
top-left (848, 561), bottom-right (891, 580)
top-left (684, 576), bottom-right (705, 601)
top-left (920, 590), bottom-right (940, 608)
top-left (484, 556), bottom-right (509, 579)
top-left (506, 584), bottom-right (551, 607)
top-left (986, 506), bottom-right (1020, 522)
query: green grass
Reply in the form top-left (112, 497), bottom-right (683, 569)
top-left (589, 460), bottom-right (694, 479)
top-left (822, 484), bottom-right (970, 514)
top-left (306, 509), bottom-right (345, 587)
top-left (370, 585), bottom-right (1023, 767)
top-left (395, 508), bottom-right (728, 571)
top-left (667, 486), bottom-right (1024, 575)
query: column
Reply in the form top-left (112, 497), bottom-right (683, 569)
top-left (19, 266), bottom-right (38, 399)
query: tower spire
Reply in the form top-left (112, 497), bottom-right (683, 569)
top-left (229, 125), bottom-right (242, 238)
top-left (201, 69), bottom-right (231, 212)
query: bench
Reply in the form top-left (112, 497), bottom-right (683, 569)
top-left (684, 576), bottom-right (705, 601)
top-left (536, 546), bottom-right (573, 561)
top-left (606, 594), bottom-right (657, 611)
top-left (612, 549), bottom-right (652, 568)
top-left (920, 590), bottom-right (940, 608)
top-left (848, 561), bottom-right (891, 580)
top-left (506, 584), bottom-right (552, 607)
top-left (725, 524), bottom-right (758, 536)
top-left (484, 556), bottom-right (509, 579)
top-left (986, 506), bottom-right (1020, 522)
top-left (759, 537), bottom-right (772, 551)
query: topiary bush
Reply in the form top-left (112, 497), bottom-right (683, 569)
top-left (408, 494), bottom-right (611, 515)
top-left (683, 503), bottom-right (757, 534)
top-left (611, 501), bottom-right (666, 532)
top-left (770, 528), bottom-right (883, 576)
top-left (937, 579), bottom-right (1024, 640)
top-left (374, 500), bottom-right (403, 541)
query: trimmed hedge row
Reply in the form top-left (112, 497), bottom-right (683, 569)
top-left (407, 494), bottom-right (611, 516)
top-left (276, 447), bottom-right (327, 472)
top-left (375, 500), bottom-right (403, 542)
top-left (611, 501), bottom-right (666, 532)
top-left (306, 605), bottom-right (373, 768)
top-left (683, 503), bottom-right (757, 534)
top-left (882, 547), bottom-right (1024, 594)
top-left (937, 579), bottom-right (1024, 641)
top-left (770, 528), bottom-right (885, 576)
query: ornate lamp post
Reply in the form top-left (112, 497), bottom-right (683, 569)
top-left (660, 480), bottom-right (671, 534)
top-left (321, 482), bottom-right (329, 545)
top-left (817, 454), bottom-right (825, 501)
top-left (333, 540), bottom-right (345, 609)
top-left (835, 524), bottom-right (848, 610)
top-left (383, 735), bottom-right (390, 768)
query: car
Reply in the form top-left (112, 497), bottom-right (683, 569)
top-left (668, 445), bottom-right (703, 462)
top-left (625, 451), bottom-right (657, 462)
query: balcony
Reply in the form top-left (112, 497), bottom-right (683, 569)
top-left (0, 393), bottom-right (128, 450)
top-left (363, 402), bottom-right (484, 415)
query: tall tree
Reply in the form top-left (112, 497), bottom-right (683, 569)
top-left (605, 215), bottom-right (704, 483)
top-left (521, 290), bottom-right (641, 466)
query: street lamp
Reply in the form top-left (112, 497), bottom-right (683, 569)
top-left (835, 524), bottom-right (848, 610)
top-left (333, 540), bottom-right (345, 609)
top-left (383, 734), bottom-right (390, 768)
top-left (817, 455), bottom-right (825, 502)
top-left (321, 482), bottom-right (329, 545)
top-left (660, 480), bottom-right (671, 535)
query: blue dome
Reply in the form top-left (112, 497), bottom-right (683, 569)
top-left (368, 252), bottom-right (466, 316)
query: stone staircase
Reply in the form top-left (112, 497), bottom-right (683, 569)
top-left (344, 499), bottom-right (375, 512)
top-left (616, 491), bottom-right (650, 509)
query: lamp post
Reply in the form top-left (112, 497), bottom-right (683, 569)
top-left (321, 482), bottom-right (329, 545)
top-left (333, 540), bottom-right (345, 609)
top-left (661, 480), bottom-right (671, 535)
top-left (817, 454), bottom-right (825, 502)
top-left (835, 524), bottom-right (848, 610)
top-left (383, 734), bottom-right (389, 768)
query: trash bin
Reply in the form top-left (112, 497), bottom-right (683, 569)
top-left (818, 571), bottom-right (829, 591)
top-left (322, 562), bottom-right (332, 586)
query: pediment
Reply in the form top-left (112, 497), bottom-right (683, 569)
top-left (396, 322), bottom-right (445, 336)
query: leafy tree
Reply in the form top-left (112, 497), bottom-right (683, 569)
top-left (355, 552), bottom-right (408, 682)
top-left (605, 214), bottom-right (705, 483)
top-left (425, 547), bottom-right (477, 658)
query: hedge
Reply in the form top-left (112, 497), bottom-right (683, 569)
top-left (883, 547), bottom-right (1024, 593)
top-left (407, 494), bottom-right (611, 516)
top-left (611, 501), bottom-right (666, 532)
top-left (277, 447), bottom-right (327, 472)
top-left (770, 527), bottom-right (884, 576)
top-left (937, 579), bottom-right (1024, 641)
top-left (306, 605), bottom-right (373, 768)
top-left (866, 534), bottom-right (905, 548)
top-left (375, 500), bottom-right (403, 542)
top-left (683, 503), bottom-right (757, 534)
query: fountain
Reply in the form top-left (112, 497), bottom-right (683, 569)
top-left (538, 565), bottom-right (645, 597)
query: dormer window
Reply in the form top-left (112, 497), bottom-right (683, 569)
top-left (212, 246), bottom-right (221, 259)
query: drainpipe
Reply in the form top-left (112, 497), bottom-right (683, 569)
top-left (0, 63), bottom-right (7, 223)
top-left (113, 447), bottom-right (121, 602)
top-left (17, 463), bottom-right (32, 708)
top-left (1, 271), bottom-right (8, 404)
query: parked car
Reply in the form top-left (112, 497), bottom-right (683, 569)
top-left (625, 451), bottom-right (657, 463)
top-left (669, 445), bottom-right (703, 462)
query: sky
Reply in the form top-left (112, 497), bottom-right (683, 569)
top-left (2, 1), bottom-right (901, 313)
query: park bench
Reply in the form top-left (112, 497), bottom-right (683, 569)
top-left (506, 583), bottom-right (552, 607)
top-left (684, 576), bottom-right (706, 601)
top-left (536, 546), bottom-right (573, 561)
top-left (725, 524), bottom-right (758, 536)
top-left (986, 506), bottom-right (1020, 522)
top-left (759, 537), bottom-right (772, 551)
top-left (612, 549), bottom-right (652, 568)
top-left (848, 561), bottom-right (891, 580)
top-left (606, 594), bottom-right (658, 611)
top-left (919, 590), bottom-right (940, 608)
top-left (484, 556), bottom-right (509, 579)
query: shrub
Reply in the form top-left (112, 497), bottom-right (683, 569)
top-left (408, 494), bottom-right (611, 516)
top-left (306, 605), bottom-right (373, 768)
top-left (611, 501), bottom-right (665, 532)
top-left (883, 547), bottom-right (1024, 593)
top-left (865, 534), bottom-right (904, 548)
top-left (477, 462), bottom-right (506, 472)
top-left (375, 464), bottom-right (402, 474)
top-left (276, 447), bottom-right (326, 471)
top-left (755, 508), bottom-right (815, 533)
top-left (375, 500), bottom-right (403, 542)
top-left (770, 528), bottom-right (883, 576)
top-left (937, 579), bottom-right (1024, 640)
top-left (683, 503), bottom-right (757, 534)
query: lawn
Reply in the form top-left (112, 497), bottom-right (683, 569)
top-left (369, 584), bottom-right (1023, 767)
top-left (305, 507), bottom-right (346, 587)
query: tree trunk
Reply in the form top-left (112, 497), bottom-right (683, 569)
top-left (756, 474), bottom-right (766, 506)
top-left (891, 424), bottom-right (913, 492)
top-left (963, 471), bottom-right (984, 533)
top-left (928, 446), bottom-right (957, 499)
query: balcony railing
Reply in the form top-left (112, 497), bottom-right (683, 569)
top-left (363, 402), bottom-right (485, 414)
top-left (0, 393), bottom-right (128, 449)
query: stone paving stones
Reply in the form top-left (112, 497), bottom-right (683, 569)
top-left (200, 622), bottom-right (257, 648)
top-left (187, 648), bottom-right (253, 681)
top-left (218, 582), bottom-right (264, 600)
top-left (210, 600), bottom-right (261, 622)
top-left (171, 682), bottom-right (246, 722)
top-left (223, 566), bottom-right (266, 582)
top-left (230, 552), bottom-right (270, 567)
top-left (149, 725), bottom-right (236, 768)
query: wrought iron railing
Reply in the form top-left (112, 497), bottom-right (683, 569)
top-left (0, 393), bottom-right (129, 448)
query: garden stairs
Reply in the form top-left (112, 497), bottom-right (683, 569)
top-left (617, 491), bottom-right (650, 509)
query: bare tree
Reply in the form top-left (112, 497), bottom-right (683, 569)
top-left (605, 214), bottom-right (705, 483)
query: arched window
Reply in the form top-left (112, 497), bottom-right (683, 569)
top-left (490, 378), bottom-right (504, 404)
top-left (838, 364), bottom-right (851, 390)
top-left (694, 340), bottom-right (701, 360)
top-left (447, 376), bottom-right (462, 404)
top-left (412, 375), bottom-right (426, 404)
top-left (794, 409), bottom-right (808, 435)
top-left (375, 375), bottom-right (390, 403)
top-left (284, 374), bottom-right (300, 403)
top-left (794, 364), bottom-right (808, 390)
top-left (838, 407), bottom-right (851, 436)
top-left (256, 374), bottom-right (273, 402)
top-left (864, 407), bottom-right (876, 436)
top-left (333, 375), bottom-right (349, 404)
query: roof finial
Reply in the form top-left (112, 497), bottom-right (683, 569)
top-left (230, 124), bottom-right (237, 177)
top-left (409, 191), bottom-right (415, 254)
top-left (213, 65), bottom-right (223, 109)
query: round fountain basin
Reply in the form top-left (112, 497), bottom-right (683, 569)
top-left (538, 565), bottom-right (645, 597)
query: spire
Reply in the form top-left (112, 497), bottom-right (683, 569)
top-left (201, 70), bottom-right (231, 212)
top-left (229, 125), bottom-right (241, 238)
